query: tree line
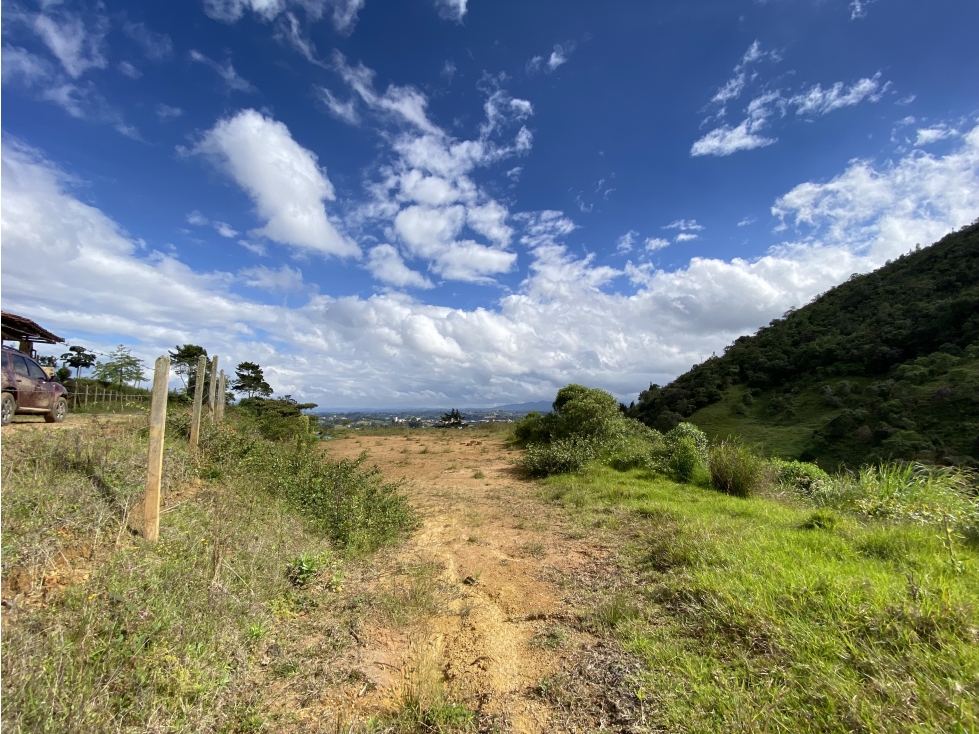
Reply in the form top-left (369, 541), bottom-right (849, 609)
top-left (45, 341), bottom-right (283, 404)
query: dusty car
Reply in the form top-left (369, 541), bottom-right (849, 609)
top-left (1, 345), bottom-right (69, 425)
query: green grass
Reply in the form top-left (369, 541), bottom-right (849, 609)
top-left (689, 383), bottom-right (841, 460)
top-left (542, 465), bottom-right (979, 732)
top-left (1, 409), bottom-right (415, 732)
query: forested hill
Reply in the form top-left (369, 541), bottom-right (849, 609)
top-left (628, 220), bottom-right (979, 468)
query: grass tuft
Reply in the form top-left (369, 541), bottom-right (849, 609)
top-left (708, 438), bottom-right (771, 497)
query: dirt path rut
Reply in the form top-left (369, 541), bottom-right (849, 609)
top-left (307, 431), bottom-right (616, 732)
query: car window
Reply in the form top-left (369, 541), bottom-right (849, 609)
top-left (11, 354), bottom-right (31, 377)
top-left (27, 360), bottom-right (47, 380)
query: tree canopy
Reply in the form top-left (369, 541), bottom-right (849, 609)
top-left (92, 345), bottom-right (147, 388)
top-left (231, 361), bottom-right (273, 398)
top-left (440, 408), bottom-right (464, 427)
top-left (60, 345), bottom-right (96, 379)
top-left (168, 344), bottom-right (209, 394)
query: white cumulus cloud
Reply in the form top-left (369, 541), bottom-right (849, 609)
top-left (692, 119), bottom-right (776, 157)
top-left (527, 42), bottom-right (575, 74)
top-left (327, 56), bottom-right (530, 285)
top-left (915, 124), bottom-right (959, 147)
top-left (616, 230), bottom-right (638, 253)
top-left (433, 0), bottom-right (467, 22)
top-left (192, 109), bottom-right (360, 258)
top-left (367, 245), bottom-right (434, 289)
top-left (314, 85), bottom-right (360, 124)
top-left (788, 73), bottom-right (886, 116)
top-left (30, 9), bottom-right (108, 79)
top-left (696, 42), bottom-right (887, 157)
top-left (645, 237), bottom-right (670, 252)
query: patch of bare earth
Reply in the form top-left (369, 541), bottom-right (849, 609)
top-left (257, 432), bottom-right (645, 733)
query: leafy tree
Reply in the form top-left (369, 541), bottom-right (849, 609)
top-left (231, 361), bottom-right (273, 398)
top-left (440, 408), bottom-right (464, 427)
top-left (551, 384), bottom-right (622, 443)
top-left (168, 344), bottom-right (209, 395)
top-left (36, 355), bottom-right (57, 368)
top-left (92, 345), bottom-right (147, 388)
top-left (60, 345), bottom-right (96, 379)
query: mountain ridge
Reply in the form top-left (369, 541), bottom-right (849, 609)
top-left (628, 220), bottom-right (979, 467)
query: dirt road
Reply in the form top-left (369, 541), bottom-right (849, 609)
top-left (269, 429), bottom-right (633, 732)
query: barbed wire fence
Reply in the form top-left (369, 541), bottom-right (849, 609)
top-left (7, 351), bottom-right (228, 543)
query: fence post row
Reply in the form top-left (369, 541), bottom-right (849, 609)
top-left (143, 355), bottom-right (170, 543)
top-left (189, 353), bottom-right (207, 451)
top-left (207, 355), bottom-right (219, 415)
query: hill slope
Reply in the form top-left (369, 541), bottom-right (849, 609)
top-left (629, 221), bottom-right (979, 468)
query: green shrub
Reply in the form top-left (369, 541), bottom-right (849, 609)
top-left (550, 384), bottom-right (625, 444)
top-left (519, 436), bottom-right (596, 477)
top-left (664, 422), bottom-right (709, 459)
top-left (201, 419), bottom-right (416, 552)
top-left (602, 421), bottom-right (664, 471)
top-left (236, 397), bottom-right (320, 441)
top-left (800, 509), bottom-right (839, 530)
top-left (510, 410), bottom-right (554, 445)
top-left (513, 385), bottom-right (637, 476)
top-left (708, 439), bottom-right (771, 497)
top-left (666, 436), bottom-right (704, 483)
top-left (770, 458), bottom-right (831, 498)
top-left (660, 423), bottom-right (709, 483)
top-left (286, 551), bottom-right (342, 589)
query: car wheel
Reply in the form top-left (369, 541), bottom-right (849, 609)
top-left (45, 397), bottom-right (68, 424)
top-left (1, 393), bottom-right (15, 426)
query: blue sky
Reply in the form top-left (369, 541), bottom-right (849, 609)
top-left (2, 0), bottom-right (978, 407)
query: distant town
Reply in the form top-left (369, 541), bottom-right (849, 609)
top-left (314, 402), bottom-right (552, 430)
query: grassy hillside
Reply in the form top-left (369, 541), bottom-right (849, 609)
top-left (629, 221), bottom-right (979, 468)
top-left (690, 351), bottom-right (979, 468)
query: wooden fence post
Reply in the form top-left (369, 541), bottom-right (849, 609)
top-left (143, 355), bottom-right (170, 543)
top-left (189, 353), bottom-right (207, 451)
top-left (207, 356), bottom-right (219, 416)
top-left (215, 370), bottom-right (226, 423)
top-left (84, 385), bottom-right (89, 406)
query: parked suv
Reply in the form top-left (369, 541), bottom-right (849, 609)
top-left (1, 346), bottom-right (69, 425)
